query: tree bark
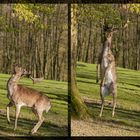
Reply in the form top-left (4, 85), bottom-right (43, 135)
top-left (71, 4), bottom-right (89, 119)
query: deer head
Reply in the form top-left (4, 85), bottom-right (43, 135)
top-left (104, 19), bottom-right (129, 41)
top-left (13, 65), bottom-right (29, 77)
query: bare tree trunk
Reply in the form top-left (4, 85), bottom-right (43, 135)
top-left (85, 20), bottom-right (92, 63)
top-left (71, 4), bottom-right (89, 119)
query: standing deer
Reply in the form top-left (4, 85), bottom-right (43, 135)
top-left (99, 26), bottom-right (117, 117)
top-left (6, 65), bottom-right (51, 134)
top-left (97, 21), bottom-right (129, 117)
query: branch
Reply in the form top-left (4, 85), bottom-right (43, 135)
top-left (112, 19), bottom-right (130, 33)
top-left (29, 75), bottom-right (44, 84)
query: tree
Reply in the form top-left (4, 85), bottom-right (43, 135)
top-left (71, 4), bottom-right (89, 119)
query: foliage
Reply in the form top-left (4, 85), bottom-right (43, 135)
top-left (78, 4), bottom-right (140, 29)
top-left (13, 4), bottom-right (39, 24)
top-left (123, 4), bottom-right (140, 15)
top-left (78, 4), bottom-right (123, 28)
top-left (12, 4), bottom-right (56, 30)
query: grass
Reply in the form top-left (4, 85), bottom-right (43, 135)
top-left (0, 74), bottom-right (68, 136)
top-left (76, 61), bottom-right (140, 130)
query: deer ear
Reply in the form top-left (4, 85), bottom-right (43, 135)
top-left (12, 67), bottom-right (16, 74)
top-left (13, 63), bottom-right (18, 67)
top-left (14, 66), bottom-right (19, 73)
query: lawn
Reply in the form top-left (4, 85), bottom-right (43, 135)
top-left (0, 74), bottom-right (68, 136)
top-left (74, 61), bottom-right (140, 135)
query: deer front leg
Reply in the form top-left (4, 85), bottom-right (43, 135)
top-left (14, 105), bottom-right (21, 130)
top-left (6, 101), bottom-right (14, 124)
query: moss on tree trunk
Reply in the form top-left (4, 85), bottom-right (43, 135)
top-left (71, 76), bottom-right (89, 119)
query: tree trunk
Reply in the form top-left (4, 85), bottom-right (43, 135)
top-left (85, 20), bottom-right (92, 63)
top-left (71, 4), bottom-right (89, 119)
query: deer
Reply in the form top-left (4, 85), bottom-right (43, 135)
top-left (97, 21), bottom-right (129, 117)
top-left (6, 65), bottom-right (51, 134)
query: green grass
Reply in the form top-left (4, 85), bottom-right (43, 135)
top-left (77, 61), bottom-right (140, 129)
top-left (0, 74), bottom-right (68, 136)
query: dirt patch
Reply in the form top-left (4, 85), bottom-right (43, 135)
top-left (71, 119), bottom-right (140, 136)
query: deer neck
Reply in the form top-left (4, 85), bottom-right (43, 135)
top-left (7, 74), bottom-right (21, 97)
top-left (103, 37), bottom-right (112, 56)
top-left (103, 42), bottom-right (109, 57)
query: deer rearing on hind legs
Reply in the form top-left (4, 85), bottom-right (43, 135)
top-left (99, 26), bottom-right (117, 117)
top-left (97, 21), bottom-right (129, 117)
top-left (6, 65), bottom-right (51, 134)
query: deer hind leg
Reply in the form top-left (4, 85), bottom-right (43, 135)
top-left (14, 105), bottom-right (21, 130)
top-left (30, 108), bottom-right (44, 134)
top-left (99, 84), bottom-right (110, 117)
top-left (112, 96), bottom-right (116, 117)
top-left (99, 96), bottom-right (105, 117)
top-left (6, 101), bottom-right (14, 124)
top-left (99, 86), bottom-right (106, 117)
top-left (111, 84), bottom-right (117, 117)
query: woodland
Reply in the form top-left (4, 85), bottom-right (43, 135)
top-left (0, 4), bottom-right (68, 81)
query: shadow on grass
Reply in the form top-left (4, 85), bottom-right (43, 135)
top-left (123, 82), bottom-right (140, 88)
top-left (46, 92), bottom-right (67, 102)
top-left (77, 79), bottom-right (98, 85)
top-left (77, 63), bottom-right (87, 67)
top-left (85, 101), bottom-right (140, 129)
top-left (118, 87), bottom-right (140, 98)
top-left (0, 113), bottom-right (68, 136)
top-left (77, 74), bottom-right (96, 82)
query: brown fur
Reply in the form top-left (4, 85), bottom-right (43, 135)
top-left (12, 85), bottom-right (50, 108)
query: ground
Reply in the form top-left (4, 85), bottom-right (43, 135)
top-left (72, 119), bottom-right (140, 136)
top-left (71, 62), bottom-right (140, 136)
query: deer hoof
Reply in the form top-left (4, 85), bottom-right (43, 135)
top-left (112, 112), bottom-right (115, 117)
top-left (7, 120), bottom-right (10, 124)
top-left (30, 129), bottom-right (36, 135)
top-left (14, 127), bottom-right (17, 131)
top-left (99, 114), bottom-right (102, 117)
